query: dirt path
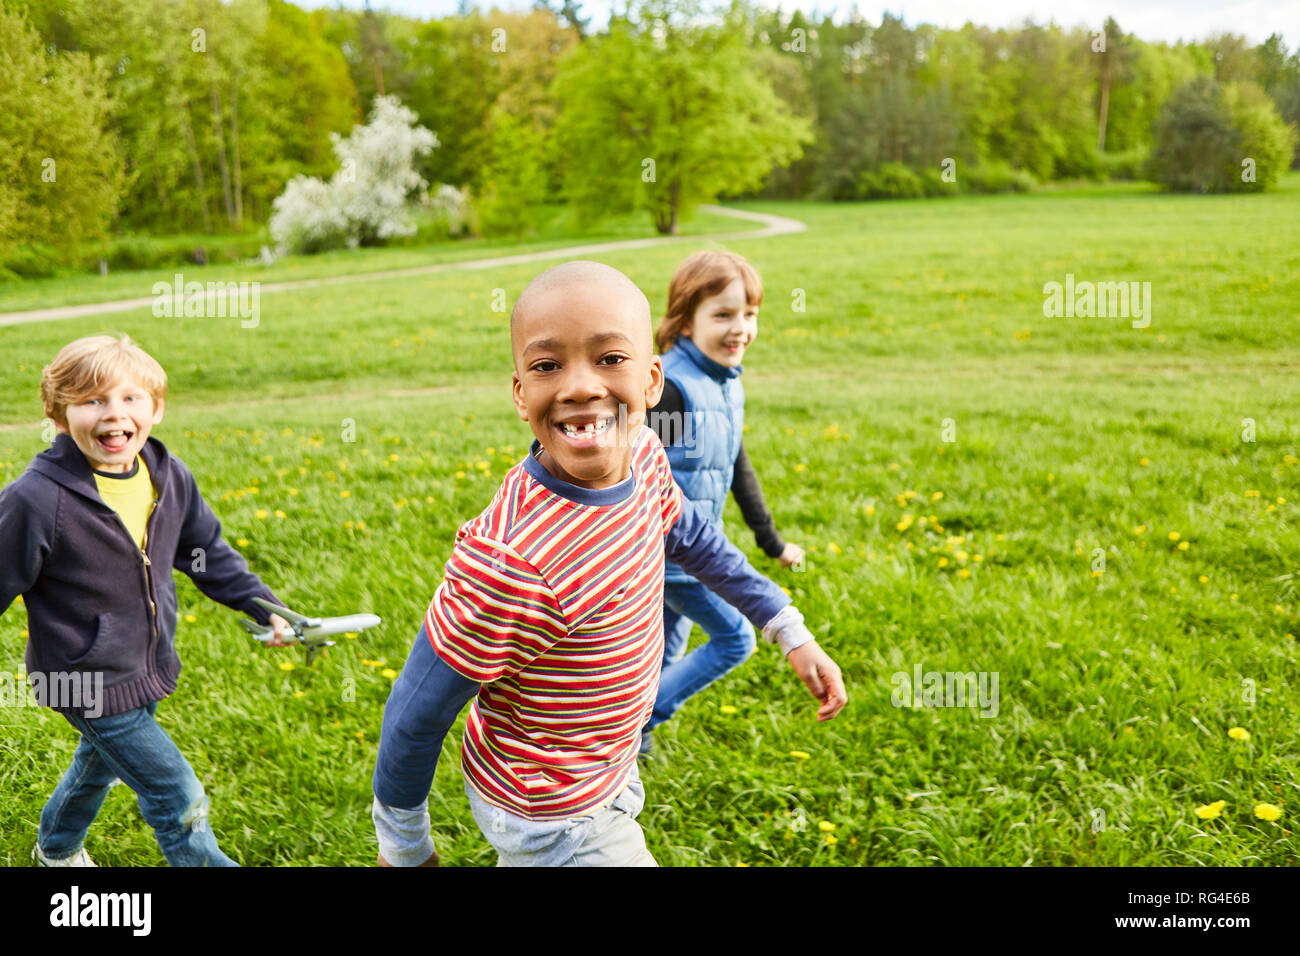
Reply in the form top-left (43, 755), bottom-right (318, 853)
top-left (0, 205), bottom-right (806, 328)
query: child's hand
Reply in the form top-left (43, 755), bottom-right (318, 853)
top-left (786, 641), bottom-right (847, 721)
top-left (377, 849), bottom-right (440, 867)
top-left (778, 543), bottom-right (805, 569)
top-left (265, 612), bottom-right (295, 648)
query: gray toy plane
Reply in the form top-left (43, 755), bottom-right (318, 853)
top-left (241, 597), bottom-right (381, 665)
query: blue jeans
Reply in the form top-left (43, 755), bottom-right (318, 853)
top-left (39, 701), bottom-right (237, 867)
top-left (649, 579), bottom-right (757, 729)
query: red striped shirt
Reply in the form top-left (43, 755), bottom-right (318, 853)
top-left (426, 426), bottom-right (683, 819)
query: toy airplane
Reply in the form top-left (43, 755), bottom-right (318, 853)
top-left (241, 597), bottom-right (381, 665)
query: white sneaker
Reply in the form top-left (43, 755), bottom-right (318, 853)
top-left (34, 844), bottom-right (96, 867)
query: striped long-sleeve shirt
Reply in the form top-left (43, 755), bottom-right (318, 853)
top-left (374, 425), bottom-right (790, 822)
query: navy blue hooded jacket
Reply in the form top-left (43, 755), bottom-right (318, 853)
top-left (0, 434), bottom-right (281, 717)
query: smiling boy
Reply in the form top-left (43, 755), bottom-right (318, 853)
top-left (371, 261), bottom-right (846, 867)
top-left (0, 334), bottom-right (291, 866)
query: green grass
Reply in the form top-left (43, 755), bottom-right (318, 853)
top-left (2, 176), bottom-right (1299, 866)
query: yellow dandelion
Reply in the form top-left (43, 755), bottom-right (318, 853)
top-left (1275, 605), bottom-right (1287, 615)
top-left (1228, 727), bottom-right (1251, 741)
top-left (1267, 505), bottom-right (1276, 513)
top-left (938, 557), bottom-right (949, 568)
top-left (958, 568), bottom-right (971, 579)
top-left (339, 490), bottom-right (351, 498)
top-left (236, 538), bottom-right (250, 547)
top-left (865, 504), bottom-right (875, 516)
top-left (794, 463), bottom-right (806, 473)
top-left (293, 690), bottom-right (305, 699)
top-left (184, 614), bottom-right (197, 623)
top-left (381, 668), bottom-right (399, 679)
top-left (279, 661), bottom-right (295, 672)
top-left (1198, 575), bottom-right (1208, 584)
top-left (1168, 531), bottom-right (1180, 541)
top-left (736, 861), bottom-right (750, 867)
top-left (887, 462), bottom-right (900, 471)
top-left (274, 510), bottom-right (286, 519)
top-left (818, 820), bottom-right (836, 832)
top-left (995, 533), bottom-right (1005, 541)
top-left (973, 554), bottom-right (983, 562)
top-left (1169, 587), bottom-right (1177, 594)
top-left (1133, 525), bottom-right (1146, 535)
top-left (255, 509), bottom-right (268, 520)
top-left (345, 632), bottom-right (358, 640)
top-left (1245, 490), bottom-right (1260, 497)
top-left (789, 751), bottom-right (811, 760)
top-left (719, 705), bottom-right (738, 714)
top-left (1138, 457), bottom-right (1150, 467)
top-left (828, 542), bottom-right (841, 554)
top-left (355, 731), bottom-right (365, 741)
top-left (1177, 541), bottom-right (1190, 551)
top-left (824, 834), bottom-right (838, 846)
top-left (1278, 497), bottom-right (1287, 505)
top-left (1194, 800), bottom-right (1227, 820)
top-left (1254, 803), bottom-right (1283, 822)
top-left (1230, 593), bottom-right (1239, 601)
top-left (930, 491), bottom-right (943, 502)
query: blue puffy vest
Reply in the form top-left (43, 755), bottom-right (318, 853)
top-left (659, 335), bottom-right (745, 583)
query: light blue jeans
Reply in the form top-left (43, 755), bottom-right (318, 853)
top-left (466, 764), bottom-right (657, 866)
top-left (39, 701), bottom-right (237, 867)
top-left (649, 579), bottom-right (757, 730)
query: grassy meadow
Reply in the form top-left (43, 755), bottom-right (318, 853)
top-left (2, 176), bottom-right (1299, 866)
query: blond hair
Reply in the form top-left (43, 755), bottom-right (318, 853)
top-left (654, 251), bottom-right (763, 355)
top-left (41, 335), bottom-right (167, 426)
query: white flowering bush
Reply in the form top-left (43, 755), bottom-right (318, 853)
top-left (426, 184), bottom-right (475, 238)
top-left (270, 96), bottom-right (438, 253)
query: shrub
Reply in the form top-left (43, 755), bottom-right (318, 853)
top-left (1098, 147), bottom-right (1150, 181)
top-left (1, 243), bottom-right (62, 279)
top-left (1148, 77), bottom-right (1297, 193)
top-left (962, 162), bottom-right (1038, 194)
top-left (270, 96), bottom-right (438, 254)
top-left (856, 162), bottom-right (925, 200)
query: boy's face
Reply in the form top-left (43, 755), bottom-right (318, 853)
top-left (58, 376), bottom-right (164, 474)
top-left (683, 277), bottom-right (758, 368)
top-left (512, 276), bottom-right (663, 489)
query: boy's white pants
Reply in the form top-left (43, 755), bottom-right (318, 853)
top-left (465, 764), bottom-right (657, 867)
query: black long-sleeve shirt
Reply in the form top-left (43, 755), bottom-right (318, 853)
top-left (647, 380), bottom-right (786, 559)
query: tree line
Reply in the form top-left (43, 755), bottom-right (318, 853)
top-left (3, 0), bottom-right (1298, 272)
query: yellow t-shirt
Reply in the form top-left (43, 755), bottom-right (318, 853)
top-left (93, 456), bottom-right (155, 549)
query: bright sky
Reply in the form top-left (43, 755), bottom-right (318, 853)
top-left (296, 0), bottom-right (1298, 46)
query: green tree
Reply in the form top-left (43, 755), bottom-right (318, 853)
top-left (1149, 76), bottom-right (1296, 192)
top-left (553, 0), bottom-right (810, 233)
top-left (0, 6), bottom-right (125, 264)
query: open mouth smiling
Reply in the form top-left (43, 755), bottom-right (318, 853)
top-left (95, 429), bottom-right (134, 453)
top-left (555, 416), bottom-right (616, 445)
